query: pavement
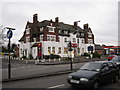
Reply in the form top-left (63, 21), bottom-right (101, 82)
top-left (2, 58), bottom-right (105, 83)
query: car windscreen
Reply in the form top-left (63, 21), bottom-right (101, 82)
top-left (111, 56), bottom-right (120, 62)
top-left (80, 63), bottom-right (102, 72)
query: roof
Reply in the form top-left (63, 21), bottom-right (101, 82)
top-left (103, 46), bottom-right (120, 49)
top-left (90, 61), bottom-right (114, 64)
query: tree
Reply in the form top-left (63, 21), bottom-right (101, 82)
top-left (0, 26), bottom-right (7, 46)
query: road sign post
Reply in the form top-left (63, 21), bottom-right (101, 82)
top-left (6, 27), bottom-right (15, 79)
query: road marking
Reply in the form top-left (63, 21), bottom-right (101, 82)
top-left (48, 84), bottom-right (65, 89)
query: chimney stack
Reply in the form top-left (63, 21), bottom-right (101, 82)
top-left (33, 14), bottom-right (38, 23)
top-left (74, 22), bottom-right (77, 27)
top-left (55, 17), bottom-right (59, 23)
top-left (84, 23), bottom-right (89, 29)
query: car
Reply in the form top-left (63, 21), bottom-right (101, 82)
top-left (110, 56), bottom-right (120, 74)
top-left (107, 55), bottom-right (117, 61)
top-left (67, 61), bottom-right (119, 90)
top-left (110, 56), bottom-right (120, 68)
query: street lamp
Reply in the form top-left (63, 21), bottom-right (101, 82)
top-left (6, 27), bottom-right (15, 79)
top-left (75, 21), bottom-right (80, 55)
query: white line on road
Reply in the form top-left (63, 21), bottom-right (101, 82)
top-left (48, 84), bottom-right (65, 89)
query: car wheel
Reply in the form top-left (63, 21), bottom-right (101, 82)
top-left (93, 81), bottom-right (99, 90)
top-left (113, 75), bottom-right (119, 83)
top-left (118, 70), bottom-right (120, 77)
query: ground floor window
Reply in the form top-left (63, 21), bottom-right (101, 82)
top-left (58, 47), bottom-right (61, 54)
top-left (64, 47), bottom-right (68, 54)
top-left (48, 47), bottom-right (51, 54)
top-left (52, 47), bottom-right (55, 54)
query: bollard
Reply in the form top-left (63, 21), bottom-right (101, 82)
top-left (26, 60), bottom-right (28, 64)
top-left (49, 58), bottom-right (50, 62)
top-left (54, 58), bottom-right (56, 62)
top-left (59, 58), bottom-right (61, 61)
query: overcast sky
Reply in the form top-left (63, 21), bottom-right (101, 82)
top-left (0, 0), bottom-right (119, 46)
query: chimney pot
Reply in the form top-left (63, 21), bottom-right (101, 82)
top-left (55, 17), bottom-right (59, 23)
top-left (74, 22), bottom-right (77, 27)
top-left (33, 14), bottom-right (38, 23)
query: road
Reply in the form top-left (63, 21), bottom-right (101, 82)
top-left (2, 73), bottom-right (120, 90)
top-left (2, 57), bottom-right (85, 80)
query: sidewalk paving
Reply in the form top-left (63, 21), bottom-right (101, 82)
top-left (2, 58), bottom-right (105, 82)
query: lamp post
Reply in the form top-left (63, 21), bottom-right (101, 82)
top-left (75, 21), bottom-right (80, 55)
top-left (6, 27), bottom-right (15, 79)
top-left (68, 41), bottom-right (73, 70)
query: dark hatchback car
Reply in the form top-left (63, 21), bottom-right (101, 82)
top-left (110, 56), bottom-right (120, 69)
top-left (67, 61), bottom-right (119, 89)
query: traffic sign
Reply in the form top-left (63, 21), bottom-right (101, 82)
top-left (88, 46), bottom-right (93, 51)
top-left (7, 30), bottom-right (13, 39)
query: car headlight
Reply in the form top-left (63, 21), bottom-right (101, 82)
top-left (68, 75), bottom-right (72, 79)
top-left (116, 62), bottom-right (120, 65)
top-left (80, 78), bottom-right (89, 82)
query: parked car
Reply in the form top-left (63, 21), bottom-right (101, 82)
top-left (110, 56), bottom-right (120, 75)
top-left (110, 56), bottom-right (120, 68)
top-left (107, 55), bottom-right (117, 61)
top-left (67, 61), bottom-right (119, 90)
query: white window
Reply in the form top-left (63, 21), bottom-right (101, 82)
top-left (26, 36), bottom-right (30, 42)
top-left (47, 36), bottom-right (51, 41)
top-left (64, 31), bottom-right (68, 34)
top-left (47, 35), bottom-right (56, 41)
top-left (58, 30), bottom-right (61, 34)
top-left (40, 35), bottom-right (43, 41)
top-left (88, 39), bottom-right (93, 44)
top-left (58, 47), bottom-right (61, 54)
top-left (52, 47), bottom-right (55, 54)
top-left (48, 47), bottom-right (51, 54)
top-left (73, 38), bottom-right (76, 43)
top-left (40, 27), bottom-right (43, 32)
top-left (64, 38), bottom-right (67, 42)
top-left (51, 36), bottom-right (56, 41)
top-left (82, 39), bottom-right (84, 43)
top-left (88, 32), bottom-right (92, 37)
top-left (81, 33), bottom-right (84, 37)
top-left (33, 38), bottom-right (36, 42)
top-left (48, 27), bottom-right (54, 32)
top-left (26, 26), bottom-right (30, 34)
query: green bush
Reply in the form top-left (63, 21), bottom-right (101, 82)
top-left (83, 53), bottom-right (90, 57)
top-left (22, 56), bottom-right (26, 59)
top-left (12, 54), bottom-right (17, 58)
top-left (29, 54), bottom-right (33, 59)
top-left (43, 54), bottom-right (61, 59)
top-left (93, 52), bottom-right (101, 58)
top-left (53, 54), bottom-right (61, 59)
top-left (44, 55), bottom-right (50, 59)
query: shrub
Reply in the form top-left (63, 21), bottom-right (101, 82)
top-left (29, 54), bottom-right (33, 59)
top-left (22, 56), bottom-right (26, 59)
top-left (12, 54), bottom-right (17, 58)
top-left (83, 53), bottom-right (90, 57)
top-left (44, 54), bottom-right (61, 59)
top-left (44, 55), bottom-right (50, 59)
top-left (93, 52), bottom-right (101, 58)
top-left (53, 54), bottom-right (61, 59)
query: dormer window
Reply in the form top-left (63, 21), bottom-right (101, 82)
top-left (40, 27), bottom-right (43, 32)
top-left (48, 27), bottom-right (54, 32)
top-left (88, 32), bottom-right (92, 37)
top-left (26, 26), bottom-right (30, 34)
top-left (64, 31), bottom-right (68, 34)
top-left (26, 36), bottom-right (30, 42)
top-left (58, 30), bottom-right (61, 34)
top-left (81, 33), bottom-right (84, 37)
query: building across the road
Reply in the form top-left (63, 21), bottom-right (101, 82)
top-left (103, 46), bottom-right (120, 55)
top-left (19, 14), bottom-right (95, 59)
